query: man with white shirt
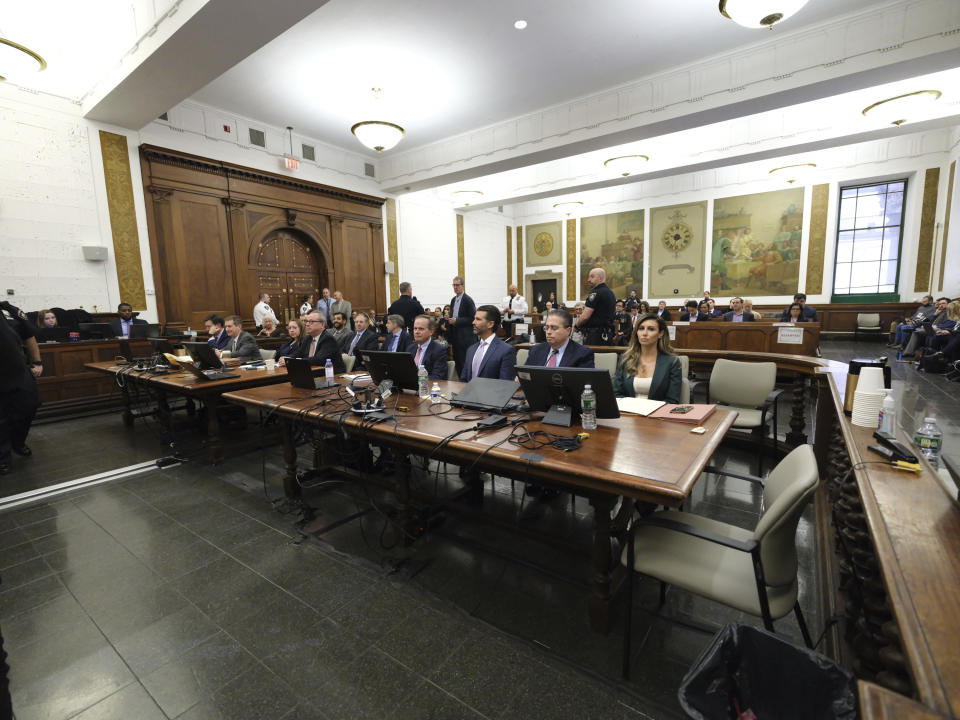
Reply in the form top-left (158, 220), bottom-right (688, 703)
top-left (279, 310), bottom-right (344, 371)
top-left (460, 306), bottom-right (515, 382)
top-left (330, 291), bottom-right (352, 329)
top-left (409, 314), bottom-right (448, 380)
top-left (253, 293), bottom-right (278, 328)
top-left (656, 300), bottom-right (672, 321)
top-left (316, 288), bottom-right (333, 324)
top-left (501, 284), bottom-right (528, 333)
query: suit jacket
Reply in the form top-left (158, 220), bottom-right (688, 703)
top-left (297, 332), bottom-right (346, 372)
top-left (680, 312), bottom-right (711, 322)
top-left (526, 340), bottom-right (595, 368)
top-left (345, 329), bottom-right (379, 367)
top-left (330, 300), bottom-right (352, 324)
top-left (387, 295), bottom-right (425, 332)
top-left (448, 293), bottom-right (476, 346)
top-left (460, 336), bottom-right (516, 382)
top-left (108, 317), bottom-right (147, 337)
top-left (207, 329), bottom-right (230, 350)
top-left (656, 309), bottom-right (672, 321)
top-left (380, 330), bottom-right (414, 353)
top-left (225, 331), bottom-right (261, 361)
top-left (409, 340), bottom-right (449, 380)
top-left (333, 327), bottom-right (354, 353)
top-left (781, 305), bottom-right (818, 321)
top-left (722, 311), bottom-right (755, 322)
top-left (613, 352), bottom-right (682, 404)
top-left (274, 337), bottom-right (301, 361)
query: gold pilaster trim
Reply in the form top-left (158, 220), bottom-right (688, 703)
top-left (939, 161), bottom-right (954, 292)
top-left (99, 131), bottom-right (146, 309)
top-left (516, 226), bottom-right (524, 283)
top-left (805, 184), bottom-right (830, 295)
top-left (506, 226), bottom-right (513, 286)
top-left (914, 167), bottom-right (940, 292)
top-left (566, 218), bottom-right (577, 301)
top-left (456, 214), bottom-right (465, 278)
top-left (385, 198), bottom-right (399, 301)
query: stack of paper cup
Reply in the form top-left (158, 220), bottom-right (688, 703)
top-left (852, 367), bottom-right (886, 428)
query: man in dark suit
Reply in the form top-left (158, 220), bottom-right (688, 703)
top-left (342, 312), bottom-right (379, 369)
top-left (380, 314), bottom-right (414, 353)
top-left (446, 276), bottom-right (476, 376)
top-left (780, 292), bottom-right (818, 322)
top-left (409, 314), bottom-right (449, 380)
top-left (220, 315), bottom-right (261, 361)
top-left (461, 305), bottom-right (516, 382)
top-left (526, 309), bottom-right (595, 368)
top-left (656, 301), bottom-right (672, 322)
top-left (204, 314), bottom-right (230, 350)
top-left (108, 303), bottom-right (148, 338)
top-left (680, 300), bottom-right (711, 322)
top-left (279, 310), bottom-right (345, 372)
top-left (388, 282), bottom-right (425, 332)
top-left (722, 297), bottom-right (755, 322)
top-left (331, 312), bottom-right (353, 353)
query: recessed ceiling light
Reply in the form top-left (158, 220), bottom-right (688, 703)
top-left (514, 20), bottom-right (528, 30)
top-left (862, 90), bottom-right (942, 127)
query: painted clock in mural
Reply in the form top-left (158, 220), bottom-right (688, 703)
top-left (533, 231), bottom-right (554, 257)
top-left (662, 222), bottom-right (693, 256)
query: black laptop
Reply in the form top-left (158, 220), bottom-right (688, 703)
top-left (286, 358), bottom-right (338, 390)
top-left (130, 323), bottom-right (161, 339)
top-left (37, 327), bottom-right (70, 343)
top-left (178, 361), bottom-right (239, 382)
top-left (450, 377), bottom-right (521, 412)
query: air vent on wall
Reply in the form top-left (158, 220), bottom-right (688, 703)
top-left (249, 128), bottom-right (266, 147)
top-left (301, 144), bottom-right (315, 161)
top-left (364, 163), bottom-right (376, 178)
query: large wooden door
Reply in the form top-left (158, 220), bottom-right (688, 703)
top-left (256, 229), bottom-right (325, 324)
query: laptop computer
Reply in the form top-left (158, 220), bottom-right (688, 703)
top-left (286, 358), bottom-right (339, 390)
top-left (450, 377), bottom-right (521, 413)
top-left (178, 361), bottom-right (239, 382)
top-left (181, 341), bottom-right (226, 371)
top-left (37, 327), bottom-right (70, 343)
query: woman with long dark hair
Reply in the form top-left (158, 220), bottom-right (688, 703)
top-left (613, 312), bottom-right (682, 403)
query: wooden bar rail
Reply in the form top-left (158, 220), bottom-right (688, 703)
top-left (669, 321), bottom-right (820, 356)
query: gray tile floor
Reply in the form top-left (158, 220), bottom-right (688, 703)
top-left (1, 337), bottom-right (954, 719)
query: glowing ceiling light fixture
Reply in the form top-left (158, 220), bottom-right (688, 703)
top-left (0, 37), bottom-right (47, 82)
top-left (718, 0), bottom-right (809, 29)
top-left (514, 20), bottom-right (528, 29)
top-left (451, 190), bottom-right (484, 206)
top-left (553, 201), bottom-right (584, 216)
top-left (861, 90), bottom-right (942, 127)
top-left (350, 88), bottom-right (406, 152)
top-left (603, 154), bottom-right (650, 177)
top-left (769, 162), bottom-right (816, 184)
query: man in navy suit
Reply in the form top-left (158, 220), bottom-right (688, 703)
top-left (446, 276), bottom-right (476, 376)
top-left (460, 305), bottom-right (516, 382)
top-left (343, 312), bottom-right (379, 369)
top-left (526, 309), bottom-right (595, 368)
top-left (379, 314), bottom-right (413, 353)
top-left (722, 297), bottom-right (755, 322)
top-left (204, 313), bottom-right (230, 350)
top-left (409, 314), bottom-right (449, 380)
top-left (279, 311), bottom-right (345, 372)
top-left (108, 303), bottom-right (148, 337)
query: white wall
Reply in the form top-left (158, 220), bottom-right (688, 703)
top-left (395, 192), bottom-right (458, 309)
top-left (462, 209), bottom-right (510, 308)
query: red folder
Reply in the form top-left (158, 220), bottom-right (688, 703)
top-left (649, 404), bottom-right (716, 423)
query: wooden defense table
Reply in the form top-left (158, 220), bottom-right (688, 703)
top-left (222, 378), bottom-right (737, 631)
top-left (85, 361), bottom-right (313, 461)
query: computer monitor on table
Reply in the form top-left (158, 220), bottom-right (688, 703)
top-left (78, 322), bottom-right (116, 339)
top-left (130, 323), bottom-right (161, 339)
top-left (181, 341), bottom-right (224, 370)
top-left (357, 350), bottom-right (420, 392)
top-left (147, 337), bottom-right (180, 356)
top-left (515, 365), bottom-right (620, 427)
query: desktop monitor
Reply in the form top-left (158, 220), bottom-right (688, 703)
top-left (515, 364), bottom-right (620, 427)
top-left (147, 337), bottom-right (180, 356)
top-left (36, 327), bottom-right (70, 343)
top-left (358, 350), bottom-right (420, 392)
top-left (181, 341), bottom-right (224, 370)
top-left (78, 322), bottom-right (116, 339)
top-left (130, 323), bottom-right (161, 339)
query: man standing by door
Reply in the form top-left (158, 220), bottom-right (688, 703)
top-left (446, 276), bottom-right (476, 376)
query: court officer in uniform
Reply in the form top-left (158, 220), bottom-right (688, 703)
top-left (574, 267), bottom-right (616, 346)
top-left (0, 300), bottom-right (42, 475)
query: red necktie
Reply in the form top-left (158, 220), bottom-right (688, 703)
top-left (415, 344), bottom-right (423, 365)
top-left (547, 350), bottom-right (559, 367)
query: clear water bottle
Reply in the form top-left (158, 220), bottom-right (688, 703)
top-left (878, 393), bottom-right (896, 435)
top-left (581, 384), bottom-right (597, 430)
top-left (324, 358), bottom-right (334, 384)
top-left (417, 365), bottom-right (429, 399)
top-left (430, 382), bottom-right (442, 404)
top-left (913, 416), bottom-right (943, 467)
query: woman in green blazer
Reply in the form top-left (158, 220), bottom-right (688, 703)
top-left (613, 313), bottom-right (682, 403)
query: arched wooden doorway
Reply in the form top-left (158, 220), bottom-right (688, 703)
top-left (255, 228), bottom-right (326, 324)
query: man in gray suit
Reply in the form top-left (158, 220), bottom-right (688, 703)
top-left (330, 291), bottom-right (352, 329)
top-left (331, 312), bottom-right (354, 353)
top-left (220, 315), bottom-right (261, 362)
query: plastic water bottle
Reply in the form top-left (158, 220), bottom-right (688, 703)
top-left (324, 358), bottom-right (334, 384)
top-left (581, 384), bottom-right (597, 430)
top-left (430, 382), bottom-right (442, 404)
top-left (913, 416), bottom-right (943, 467)
top-left (878, 393), bottom-right (896, 435)
top-left (418, 365), bottom-right (429, 399)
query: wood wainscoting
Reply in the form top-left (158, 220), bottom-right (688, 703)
top-left (139, 145), bottom-right (386, 332)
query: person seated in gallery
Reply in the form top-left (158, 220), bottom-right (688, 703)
top-left (409, 314), bottom-right (449, 380)
top-left (780, 292), bottom-right (817, 322)
top-left (707, 299), bottom-right (723, 317)
top-left (742, 299), bottom-right (762, 320)
top-left (638, 300), bottom-right (651, 315)
top-left (279, 311), bottom-right (345, 371)
top-left (722, 297), bottom-right (755, 322)
top-left (204, 314), bottom-right (230, 350)
top-left (613, 312), bottom-right (682, 404)
top-left (889, 295), bottom-right (936, 348)
top-left (37, 310), bottom-right (58, 328)
top-left (217, 315), bottom-right (261, 362)
top-left (257, 316), bottom-right (281, 337)
top-left (108, 303), bottom-right (148, 337)
top-left (526, 308), bottom-right (595, 368)
top-left (380, 314), bottom-right (414, 352)
top-left (900, 297), bottom-right (951, 358)
top-left (655, 301), bottom-right (671, 321)
top-left (922, 300), bottom-right (960, 356)
top-left (783, 302), bottom-right (805, 323)
top-left (680, 300), bottom-right (710, 322)
top-left (275, 319), bottom-right (304, 361)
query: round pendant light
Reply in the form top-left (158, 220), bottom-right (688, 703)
top-left (718, 0), bottom-right (809, 29)
top-left (451, 190), bottom-right (484, 206)
top-left (553, 201), bottom-right (584, 216)
top-left (350, 121), bottom-right (406, 153)
top-left (862, 90), bottom-right (942, 127)
top-left (603, 154), bottom-right (650, 177)
top-left (769, 162), bottom-right (816, 184)
top-left (0, 37), bottom-right (47, 82)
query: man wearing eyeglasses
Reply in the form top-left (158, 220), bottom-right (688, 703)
top-left (526, 308), bottom-right (595, 368)
top-left (279, 311), bottom-right (345, 372)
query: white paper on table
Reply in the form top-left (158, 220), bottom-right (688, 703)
top-left (616, 397), bottom-right (666, 416)
top-left (777, 326), bottom-right (804, 344)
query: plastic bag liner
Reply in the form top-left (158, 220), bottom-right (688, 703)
top-left (678, 624), bottom-right (857, 720)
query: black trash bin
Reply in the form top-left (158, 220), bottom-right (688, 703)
top-left (678, 624), bottom-right (857, 720)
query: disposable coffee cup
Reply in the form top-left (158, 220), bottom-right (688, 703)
top-left (221, 350), bottom-right (232, 359)
top-left (857, 366), bottom-right (884, 392)
top-left (265, 359), bottom-right (276, 372)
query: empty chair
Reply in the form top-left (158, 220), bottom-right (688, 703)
top-left (594, 351), bottom-right (617, 378)
top-left (854, 313), bottom-right (882, 341)
top-left (621, 444), bottom-right (819, 678)
top-left (447, 360), bottom-right (457, 381)
top-left (515, 347), bottom-right (529, 366)
top-left (707, 359), bottom-right (781, 473)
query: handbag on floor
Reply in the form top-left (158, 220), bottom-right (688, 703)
top-left (917, 353), bottom-right (948, 373)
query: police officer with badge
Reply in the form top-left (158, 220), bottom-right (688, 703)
top-left (575, 267), bottom-right (616, 346)
top-left (0, 300), bottom-right (42, 475)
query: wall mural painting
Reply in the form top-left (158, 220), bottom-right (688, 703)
top-left (524, 221), bottom-right (563, 267)
top-left (579, 210), bottom-right (644, 299)
top-left (649, 202), bottom-right (707, 299)
top-left (711, 188), bottom-right (804, 296)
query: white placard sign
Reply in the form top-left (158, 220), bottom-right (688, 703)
top-left (777, 326), bottom-right (804, 344)
top-left (516, 324), bottom-right (528, 334)
top-left (667, 325), bottom-right (676, 341)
